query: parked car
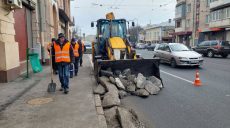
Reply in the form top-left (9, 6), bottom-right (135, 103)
top-left (193, 40), bottom-right (230, 58)
top-left (129, 42), bottom-right (136, 48)
top-left (84, 41), bottom-right (92, 54)
top-left (153, 43), bottom-right (204, 68)
top-left (136, 43), bottom-right (146, 49)
top-left (147, 44), bottom-right (157, 51)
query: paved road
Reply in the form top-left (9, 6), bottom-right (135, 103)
top-left (123, 49), bottom-right (230, 128)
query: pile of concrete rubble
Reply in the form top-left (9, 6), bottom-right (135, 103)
top-left (93, 68), bottom-right (163, 128)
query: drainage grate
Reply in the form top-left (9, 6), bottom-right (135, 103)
top-left (27, 97), bottom-right (53, 105)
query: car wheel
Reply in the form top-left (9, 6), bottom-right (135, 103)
top-left (207, 50), bottom-right (214, 58)
top-left (170, 59), bottom-right (177, 68)
top-left (221, 54), bottom-right (228, 58)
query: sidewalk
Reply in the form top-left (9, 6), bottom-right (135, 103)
top-left (0, 55), bottom-right (99, 128)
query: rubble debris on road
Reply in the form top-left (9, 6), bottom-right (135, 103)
top-left (99, 68), bottom-right (162, 99)
top-left (94, 84), bottom-right (106, 95)
top-left (94, 68), bottom-right (163, 128)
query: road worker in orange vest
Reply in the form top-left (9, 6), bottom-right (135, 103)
top-left (78, 39), bottom-right (86, 67)
top-left (51, 33), bottom-right (74, 94)
top-left (71, 38), bottom-right (80, 76)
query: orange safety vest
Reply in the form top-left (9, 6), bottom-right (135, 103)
top-left (73, 43), bottom-right (79, 57)
top-left (54, 42), bottom-right (71, 63)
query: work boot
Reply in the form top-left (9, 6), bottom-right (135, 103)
top-left (64, 88), bottom-right (69, 94)
top-left (59, 88), bottom-right (63, 91)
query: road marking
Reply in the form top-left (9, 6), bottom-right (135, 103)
top-left (160, 70), bottom-right (194, 84)
top-left (226, 94), bottom-right (230, 97)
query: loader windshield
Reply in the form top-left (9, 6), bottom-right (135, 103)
top-left (111, 21), bottom-right (126, 38)
top-left (99, 19), bottom-right (127, 39)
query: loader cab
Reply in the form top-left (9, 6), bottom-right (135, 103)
top-left (96, 19), bottom-right (127, 40)
top-left (94, 19), bottom-right (128, 57)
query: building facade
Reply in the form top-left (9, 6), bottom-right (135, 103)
top-left (174, 0), bottom-right (194, 46)
top-left (0, 0), bottom-right (74, 83)
top-left (175, 0), bottom-right (230, 47)
top-left (208, 0), bottom-right (230, 41)
top-left (144, 21), bottom-right (175, 43)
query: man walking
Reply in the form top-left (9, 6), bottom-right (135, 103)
top-left (52, 33), bottom-right (74, 94)
top-left (71, 38), bottom-right (80, 76)
top-left (78, 39), bottom-right (85, 67)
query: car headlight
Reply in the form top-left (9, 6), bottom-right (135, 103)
top-left (179, 57), bottom-right (188, 60)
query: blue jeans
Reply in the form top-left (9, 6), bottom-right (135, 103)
top-left (58, 64), bottom-right (70, 89)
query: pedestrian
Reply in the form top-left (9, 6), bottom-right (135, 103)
top-left (71, 38), bottom-right (80, 76)
top-left (47, 38), bottom-right (58, 74)
top-left (78, 39), bottom-right (86, 67)
top-left (51, 33), bottom-right (74, 94)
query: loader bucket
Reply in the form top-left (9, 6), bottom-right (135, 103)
top-left (94, 58), bottom-right (161, 81)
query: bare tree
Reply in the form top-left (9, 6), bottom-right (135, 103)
top-left (128, 26), bottom-right (143, 43)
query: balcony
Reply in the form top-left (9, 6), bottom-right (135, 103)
top-left (210, 0), bottom-right (230, 10)
top-left (175, 27), bottom-right (185, 32)
top-left (175, 3), bottom-right (186, 19)
top-left (209, 18), bottom-right (230, 28)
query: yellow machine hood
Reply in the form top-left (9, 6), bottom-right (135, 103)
top-left (109, 37), bottom-right (126, 49)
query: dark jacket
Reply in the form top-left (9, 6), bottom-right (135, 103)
top-left (51, 39), bottom-right (75, 65)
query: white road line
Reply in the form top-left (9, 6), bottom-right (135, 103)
top-left (160, 70), bottom-right (194, 84)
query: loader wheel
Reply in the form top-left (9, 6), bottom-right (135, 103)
top-left (171, 59), bottom-right (177, 68)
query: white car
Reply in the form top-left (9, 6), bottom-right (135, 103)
top-left (84, 41), bottom-right (92, 54)
top-left (154, 43), bottom-right (204, 68)
top-left (136, 43), bottom-right (146, 49)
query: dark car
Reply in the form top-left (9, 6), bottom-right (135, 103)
top-left (193, 40), bottom-right (230, 58)
top-left (147, 44), bottom-right (157, 51)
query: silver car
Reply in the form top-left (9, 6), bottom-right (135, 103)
top-left (84, 41), bottom-right (92, 54)
top-left (153, 43), bottom-right (204, 67)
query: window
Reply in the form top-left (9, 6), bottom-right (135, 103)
top-left (211, 11), bottom-right (216, 21)
top-left (186, 19), bottom-right (190, 27)
top-left (207, 0), bottom-right (210, 7)
top-left (221, 41), bottom-right (230, 46)
top-left (200, 41), bottom-right (210, 46)
top-left (157, 44), bottom-right (165, 50)
top-left (216, 10), bottom-right (222, 20)
top-left (187, 4), bottom-right (191, 13)
top-left (205, 15), bottom-right (210, 24)
top-left (176, 20), bottom-right (181, 28)
top-left (227, 7), bottom-right (230, 18)
top-left (211, 41), bottom-right (218, 46)
top-left (170, 44), bottom-right (189, 51)
top-left (164, 46), bottom-right (171, 52)
top-left (223, 8), bottom-right (227, 19)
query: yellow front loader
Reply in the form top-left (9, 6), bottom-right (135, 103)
top-left (91, 12), bottom-right (161, 82)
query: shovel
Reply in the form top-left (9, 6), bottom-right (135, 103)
top-left (47, 53), bottom-right (56, 93)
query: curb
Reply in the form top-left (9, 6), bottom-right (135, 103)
top-left (94, 94), bottom-right (108, 128)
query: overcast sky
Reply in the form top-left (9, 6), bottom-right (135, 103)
top-left (70, 0), bottom-right (176, 36)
